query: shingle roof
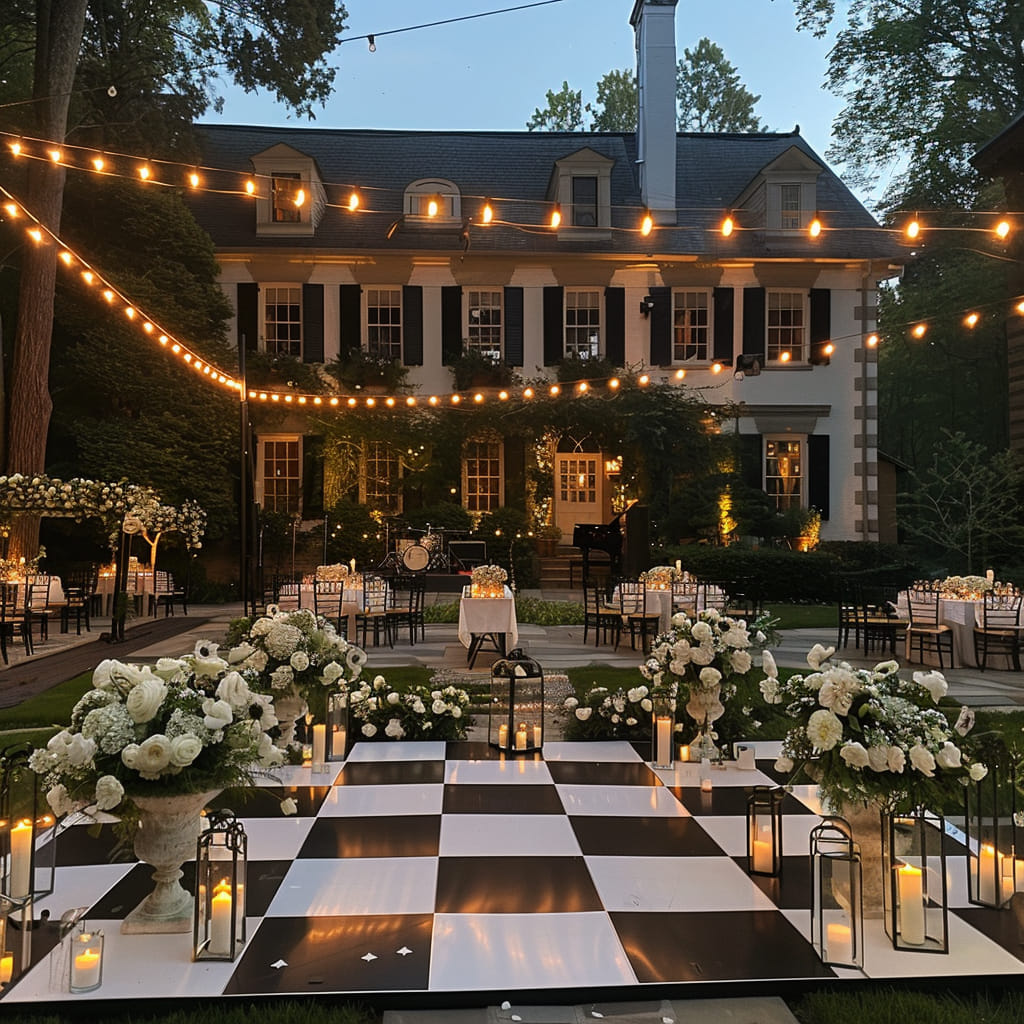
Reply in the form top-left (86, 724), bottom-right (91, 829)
top-left (190, 124), bottom-right (902, 262)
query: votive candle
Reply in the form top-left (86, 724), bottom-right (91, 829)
top-left (0, 953), bottom-right (12, 984)
top-left (515, 724), bottom-right (527, 750)
top-left (498, 723), bottom-right (509, 748)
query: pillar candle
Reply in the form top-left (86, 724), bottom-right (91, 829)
top-left (0, 953), bottom-right (12, 984)
top-left (515, 725), bottom-right (527, 750)
top-left (979, 844), bottom-right (998, 905)
top-left (350, 558), bottom-right (357, 573)
top-left (9, 820), bottom-right (32, 900)
top-left (826, 922), bottom-right (852, 962)
top-left (209, 888), bottom-right (234, 955)
top-left (897, 863), bottom-right (926, 945)
top-left (986, 568), bottom-right (995, 584)
top-left (498, 724), bottom-right (509, 748)
top-left (533, 725), bottom-right (542, 748)
top-left (656, 715), bottom-right (673, 765)
top-left (678, 745), bottom-right (690, 763)
top-left (675, 560), bottom-right (682, 572)
top-left (752, 826), bottom-right (773, 872)
top-left (312, 723), bottom-right (326, 769)
top-left (71, 949), bottom-right (101, 990)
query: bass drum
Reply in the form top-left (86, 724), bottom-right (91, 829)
top-left (400, 543), bottom-right (431, 572)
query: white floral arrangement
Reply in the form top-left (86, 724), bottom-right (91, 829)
top-left (763, 643), bottom-right (986, 811)
top-left (639, 566), bottom-right (680, 588)
top-left (937, 575), bottom-right (993, 598)
top-left (30, 645), bottom-right (284, 819)
top-left (315, 563), bottom-right (350, 582)
top-left (347, 673), bottom-right (471, 741)
top-left (471, 564), bottom-right (508, 588)
top-left (229, 606), bottom-right (367, 719)
top-left (562, 682), bottom-right (671, 740)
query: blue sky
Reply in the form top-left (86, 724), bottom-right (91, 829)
top-left (208, 0), bottom-right (843, 157)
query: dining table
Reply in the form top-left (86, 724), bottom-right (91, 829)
top-left (276, 583), bottom-right (364, 641)
top-left (457, 585), bottom-right (519, 668)
top-left (895, 594), bottom-right (1002, 669)
top-left (612, 583), bottom-right (725, 634)
top-left (95, 571), bottom-right (154, 617)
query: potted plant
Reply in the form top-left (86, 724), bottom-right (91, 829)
top-left (449, 348), bottom-right (514, 390)
top-left (326, 349), bottom-right (410, 392)
top-left (536, 523), bottom-right (562, 557)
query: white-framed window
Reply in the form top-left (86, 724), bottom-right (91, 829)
top-left (271, 172), bottom-right (303, 223)
top-left (765, 437), bottom-right (804, 511)
top-left (463, 438), bottom-right (503, 513)
top-left (672, 289), bottom-right (711, 362)
top-left (559, 457), bottom-right (597, 504)
top-left (571, 176), bottom-right (598, 227)
top-left (767, 290), bottom-right (806, 363)
top-left (467, 290), bottom-right (503, 359)
top-left (361, 441), bottom-right (402, 515)
top-left (259, 435), bottom-right (301, 515)
top-left (366, 288), bottom-right (402, 360)
top-left (779, 184), bottom-right (802, 230)
top-left (264, 286), bottom-right (302, 357)
top-left (565, 290), bottom-right (601, 358)
top-left (404, 178), bottom-right (461, 221)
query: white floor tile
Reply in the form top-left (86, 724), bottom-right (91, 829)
top-left (439, 814), bottom-right (581, 856)
top-left (444, 759), bottom-right (553, 784)
top-left (541, 742), bottom-right (643, 762)
top-left (557, 784), bottom-right (690, 817)
top-left (33, 865), bottom-right (134, 920)
top-left (428, 912), bottom-right (635, 990)
top-left (261, 764), bottom-right (342, 787)
top-left (319, 784), bottom-right (444, 817)
top-left (345, 741), bottom-right (447, 762)
top-left (237, 816), bottom-right (316, 861)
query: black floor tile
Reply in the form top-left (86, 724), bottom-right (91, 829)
top-left (446, 741), bottom-right (542, 762)
top-left (217, 785), bottom-right (331, 817)
top-left (435, 855), bottom-right (602, 913)
top-left (546, 761), bottom-right (662, 787)
top-left (42, 823), bottom-right (134, 867)
top-left (88, 861), bottom-right (194, 919)
top-left (739, 855), bottom-right (813, 910)
top-left (245, 860), bottom-right (293, 917)
top-left (298, 816), bottom-right (440, 858)
top-left (335, 760), bottom-right (445, 786)
top-left (953, 906), bottom-right (1024, 962)
top-left (442, 784), bottom-right (564, 814)
top-left (571, 815), bottom-right (725, 857)
top-left (610, 910), bottom-right (836, 983)
top-left (671, 785), bottom-right (814, 817)
top-left (223, 914), bottom-right (433, 994)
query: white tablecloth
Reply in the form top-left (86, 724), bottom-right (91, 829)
top-left (896, 596), bottom-right (998, 668)
top-left (277, 584), bottom-right (363, 638)
top-left (612, 585), bottom-right (725, 634)
top-left (9, 577), bottom-right (66, 610)
top-left (458, 586), bottom-right (519, 650)
top-left (96, 572), bottom-right (154, 616)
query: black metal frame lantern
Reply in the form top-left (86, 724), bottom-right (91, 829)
top-left (326, 690), bottom-right (349, 761)
top-left (651, 693), bottom-right (675, 769)
top-left (965, 760), bottom-right (1020, 908)
top-left (810, 816), bottom-right (864, 969)
top-left (489, 650), bottom-right (544, 754)
top-left (746, 785), bottom-right (784, 877)
top-left (1, 744), bottom-right (56, 908)
top-left (882, 809), bottom-right (949, 953)
top-left (0, 896), bottom-right (14, 987)
top-left (193, 810), bottom-right (247, 962)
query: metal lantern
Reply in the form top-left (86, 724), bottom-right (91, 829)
top-left (0, 897), bottom-right (14, 987)
top-left (746, 786), bottom-right (784, 877)
top-left (326, 690), bottom-right (349, 761)
top-left (193, 810), bottom-right (247, 962)
top-left (1, 744), bottom-right (56, 907)
top-left (965, 760), bottom-right (1020, 908)
top-left (651, 693), bottom-right (675, 769)
top-left (810, 817), bottom-right (864, 969)
top-left (882, 809), bottom-right (949, 953)
top-left (489, 650), bottom-right (544, 754)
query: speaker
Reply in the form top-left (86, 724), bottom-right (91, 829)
top-left (448, 540), bottom-right (487, 568)
top-left (622, 504), bottom-right (650, 579)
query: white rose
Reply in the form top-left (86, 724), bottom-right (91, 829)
top-left (290, 651), bottom-right (310, 672)
top-left (133, 734), bottom-right (173, 777)
top-left (935, 742), bottom-right (962, 769)
top-left (626, 717), bottom-right (637, 726)
top-left (412, 700), bottom-right (426, 714)
top-left (216, 671), bottom-right (251, 708)
top-left (969, 762), bottom-right (989, 781)
top-left (730, 649), bottom-right (753, 674)
top-left (432, 700), bottom-right (447, 715)
top-left (759, 677), bottom-right (782, 704)
top-left (564, 696), bottom-right (579, 709)
top-left (124, 677), bottom-right (167, 724)
top-left (908, 743), bottom-right (936, 777)
top-left (280, 797), bottom-right (298, 816)
top-left (387, 692), bottom-right (401, 705)
top-left (384, 718), bottom-right (405, 739)
top-left (761, 650), bottom-right (778, 679)
top-left (322, 661), bottom-right (344, 682)
top-left (839, 742), bottom-right (870, 769)
top-left (887, 745), bottom-right (906, 773)
top-left (203, 698), bottom-right (234, 731)
top-left (47, 784), bottom-right (73, 817)
top-left (575, 707), bottom-right (593, 721)
top-left (361, 722), bottom-right (378, 737)
top-left (866, 745), bottom-right (890, 772)
top-left (169, 733), bottom-right (204, 768)
top-left (452, 707), bottom-right (462, 719)
top-left (691, 622), bottom-right (712, 643)
top-left (640, 698), bottom-right (653, 712)
top-left (912, 670), bottom-right (948, 703)
top-left (627, 687), bottom-right (644, 703)
top-left (153, 657), bottom-right (185, 679)
top-left (94, 775), bottom-right (125, 811)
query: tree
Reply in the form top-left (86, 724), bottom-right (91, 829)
top-left (587, 69), bottom-right (636, 132)
top-left (526, 81), bottom-right (584, 131)
top-left (0, 0), bottom-right (349, 558)
top-left (676, 38), bottom-right (763, 132)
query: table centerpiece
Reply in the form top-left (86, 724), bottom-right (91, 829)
top-left (470, 564), bottom-right (508, 599)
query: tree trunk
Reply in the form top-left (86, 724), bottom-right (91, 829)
top-left (5, 0), bottom-right (88, 560)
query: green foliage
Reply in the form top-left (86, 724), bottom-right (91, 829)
top-left (244, 350), bottom-right (328, 395)
top-left (448, 348), bottom-right (515, 389)
top-left (326, 349), bottom-right (410, 391)
top-left (588, 69), bottom-right (636, 131)
top-left (555, 354), bottom-right (620, 382)
top-left (676, 38), bottom-right (764, 132)
top-left (321, 500), bottom-right (387, 567)
top-left (526, 80), bottom-right (584, 130)
top-left (513, 597), bottom-right (584, 626)
top-left (474, 506), bottom-right (539, 589)
top-left (0, 999), bottom-right (376, 1024)
top-left (402, 502), bottom-right (474, 534)
top-left (792, 986), bottom-right (1024, 1024)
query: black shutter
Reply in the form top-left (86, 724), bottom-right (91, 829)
top-left (809, 288), bottom-right (832, 365)
top-left (713, 287), bottom-right (734, 363)
top-left (504, 286), bottom-right (524, 366)
top-left (503, 437), bottom-right (526, 509)
top-left (742, 287), bottom-right (766, 358)
top-left (441, 286), bottom-right (462, 364)
top-left (739, 433), bottom-right (763, 492)
top-left (302, 284), bottom-right (324, 363)
top-left (302, 435), bottom-right (325, 517)
top-left (402, 286), bottom-right (423, 366)
top-left (648, 285), bottom-right (671, 366)
top-left (807, 434), bottom-right (830, 520)
top-left (237, 282), bottom-right (258, 352)
top-left (543, 286), bottom-right (564, 366)
top-left (604, 287), bottom-right (625, 365)
top-left (339, 285), bottom-right (361, 358)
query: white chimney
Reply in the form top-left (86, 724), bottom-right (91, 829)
top-left (630, 0), bottom-right (678, 225)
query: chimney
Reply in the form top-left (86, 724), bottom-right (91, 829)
top-left (630, 0), bottom-right (678, 225)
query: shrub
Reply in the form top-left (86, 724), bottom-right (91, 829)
top-left (326, 349), bottom-right (409, 391)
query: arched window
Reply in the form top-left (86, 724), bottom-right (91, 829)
top-left (404, 178), bottom-right (461, 221)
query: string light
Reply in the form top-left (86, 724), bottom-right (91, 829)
top-left (482, 200), bottom-right (494, 224)
top-left (640, 212), bottom-right (653, 236)
top-left (91, 156), bottom-right (105, 172)
top-left (721, 215), bottom-right (734, 237)
top-left (347, 191), bottom-right (359, 211)
top-left (188, 171), bottom-right (200, 188)
top-left (549, 207), bottom-right (561, 229)
top-left (138, 164), bottom-right (151, 181)
top-left (996, 219), bottom-right (1011, 240)
top-left (808, 216), bottom-right (823, 238)
top-left (964, 312), bottom-right (980, 328)
top-left (905, 218), bottom-right (921, 239)
top-left (911, 323), bottom-right (928, 338)
top-left (866, 334), bottom-right (879, 347)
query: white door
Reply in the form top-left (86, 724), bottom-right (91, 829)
top-left (554, 453), bottom-right (604, 540)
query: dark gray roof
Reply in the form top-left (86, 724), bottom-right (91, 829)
top-left (973, 109), bottom-right (1024, 175)
top-left (190, 124), bottom-right (902, 261)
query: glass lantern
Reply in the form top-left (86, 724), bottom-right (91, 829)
top-left (193, 810), bottom-right (247, 962)
top-left (651, 693), bottom-right (675, 769)
top-left (746, 785), bottom-right (784, 877)
top-left (1, 744), bottom-right (56, 908)
top-left (810, 816), bottom-right (863, 969)
top-left (68, 924), bottom-right (104, 993)
top-left (0, 897), bottom-right (14, 987)
top-left (882, 809), bottom-right (948, 953)
top-left (326, 690), bottom-right (349, 761)
top-left (489, 651), bottom-right (544, 754)
top-left (965, 759), bottom-right (1020, 908)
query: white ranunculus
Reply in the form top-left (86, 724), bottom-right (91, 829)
top-left (384, 718), bottom-right (405, 739)
top-left (575, 707), bottom-right (593, 721)
top-left (640, 698), bottom-right (653, 712)
top-left (867, 745), bottom-right (890, 772)
top-left (730, 649), bottom-right (753, 674)
top-left (94, 774), bottom-right (125, 811)
top-left (168, 733), bottom-right (204, 768)
top-left (387, 692), bottom-right (401, 705)
top-left (839, 741), bottom-right (870, 769)
top-left (691, 621), bottom-right (713, 643)
top-left (280, 797), bottom-right (298, 816)
top-left (46, 783), bottom-right (73, 817)
top-left (361, 722), bottom-right (377, 737)
top-left (290, 651), bottom-right (310, 672)
top-left (908, 743), bottom-right (936, 777)
top-left (774, 755), bottom-right (794, 774)
top-left (912, 670), bottom-right (948, 703)
top-left (202, 698), bottom-right (233, 731)
top-left (432, 700), bottom-right (446, 715)
top-left (887, 745), bottom-right (906, 773)
top-left (759, 677), bottom-right (782, 704)
top-left (806, 709), bottom-right (844, 751)
top-left (969, 762), bottom-right (988, 781)
top-left (935, 742), bottom-right (962, 769)
top-left (806, 644), bottom-right (836, 670)
top-left (761, 650), bottom-right (778, 679)
top-left (564, 696), bottom-right (579, 709)
top-left (215, 671), bottom-right (251, 709)
top-left (134, 734), bottom-right (173, 777)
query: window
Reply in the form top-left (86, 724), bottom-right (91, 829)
top-left (767, 291), bottom-right (806, 362)
top-left (565, 290), bottom-right (600, 357)
top-left (463, 439), bottom-right (503, 513)
top-left (672, 290), bottom-right (710, 362)
top-left (272, 173), bottom-right (302, 223)
top-left (467, 290), bottom-right (503, 359)
top-left (779, 184), bottom-right (802, 230)
top-left (572, 176), bottom-right (598, 227)
top-left (765, 438), bottom-right (803, 511)
top-left (404, 178), bottom-right (461, 221)
top-left (264, 286), bottom-right (301, 357)
top-left (261, 437), bottom-right (301, 514)
top-left (366, 288), bottom-right (402, 360)
top-left (361, 441), bottom-right (401, 515)
top-left (559, 457), bottom-right (597, 504)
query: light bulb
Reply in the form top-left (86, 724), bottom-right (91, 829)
top-left (482, 202), bottom-right (494, 224)
top-left (721, 215), bottom-right (734, 237)
top-left (348, 191), bottom-right (359, 211)
top-left (996, 220), bottom-right (1011, 239)
top-left (808, 217), bottom-right (822, 238)
top-left (905, 219), bottom-right (920, 239)
top-left (92, 156), bottom-right (105, 172)
top-left (640, 213), bottom-right (653, 236)
top-left (188, 172), bottom-right (200, 188)
top-left (550, 208), bottom-right (561, 228)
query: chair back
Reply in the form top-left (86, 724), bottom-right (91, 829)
top-left (24, 575), bottom-right (51, 609)
top-left (980, 591), bottom-right (1022, 630)
top-left (671, 579), bottom-right (698, 615)
top-left (699, 581), bottom-right (728, 613)
top-left (363, 577), bottom-right (389, 614)
top-left (618, 580), bottom-right (647, 615)
top-left (905, 588), bottom-right (941, 627)
top-left (313, 578), bottom-right (344, 618)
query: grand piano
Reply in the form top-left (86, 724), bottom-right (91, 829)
top-left (572, 510), bottom-right (625, 585)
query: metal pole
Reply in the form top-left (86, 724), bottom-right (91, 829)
top-left (239, 336), bottom-right (250, 617)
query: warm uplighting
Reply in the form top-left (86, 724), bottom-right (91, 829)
top-left (577, 381), bottom-right (589, 393)
top-left (808, 217), bottom-right (823, 238)
top-left (549, 207), bottom-right (561, 229)
top-left (498, 390), bottom-right (509, 401)
top-left (1017, 301), bottom-right (1024, 316)
top-left (9, 141), bottom-right (21, 156)
top-left (142, 321), bottom-right (154, 333)
top-left (102, 289), bottom-right (115, 302)
top-left (912, 323), bottom-right (928, 339)
top-left (721, 214), bottom-right (734, 237)
top-left (473, 392), bottom-right (484, 403)
top-left (640, 212), bottom-right (653, 236)
top-left (429, 395), bottom-right (439, 406)
top-left (81, 270), bottom-right (94, 284)
top-left (27, 227), bottom-right (43, 243)
top-left (405, 396), bottom-right (416, 406)
top-left (365, 397), bottom-right (376, 407)
top-left (964, 312), bottom-right (980, 328)
top-left (124, 307), bottom-right (136, 320)
top-left (995, 219), bottom-right (1011, 240)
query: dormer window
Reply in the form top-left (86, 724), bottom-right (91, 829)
top-left (272, 173), bottom-right (303, 223)
top-left (572, 176), bottom-right (598, 227)
top-left (732, 145), bottom-right (823, 235)
top-left (405, 179), bottom-right (461, 222)
top-left (549, 148), bottom-right (613, 238)
top-left (779, 184), bottom-right (802, 230)
top-left (250, 143), bottom-right (324, 237)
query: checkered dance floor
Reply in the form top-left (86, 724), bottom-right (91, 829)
top-left (4, 740), bottom-right (1024, 1005)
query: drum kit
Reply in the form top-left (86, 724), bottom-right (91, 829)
top-left (379, 524), bottom-right (455, 573)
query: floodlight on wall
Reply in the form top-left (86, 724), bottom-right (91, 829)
top-left (734, 354), bottom-right (762, 380)
top-left (639, 296), bottom-right (655, 318)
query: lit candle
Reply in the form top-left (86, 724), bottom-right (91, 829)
top-left (986, 568), bottom-right (995, 584)
top-left (515, 725), bottom-right (527, 750)
top-left (350, 558), bottom-right (357, 573)
top-left (312, 723), bottom-right (326, 770)
top-left (332, 724), bottom-right (347, 759)
top-left (656, 715), bottom-right (673, 765)
top-left (896, 863), bottom-right (926, 945)
top-left (979, 843), bottom-right (999, 905)
top-left (752, 826), bottom-right (774, 873)
top-left (675, 560), bottom-right (682, 573)
top-left (700, 777), bottom-right (713, 793)
top-left (826, 921), bottom-right (852, 962)
top-left (9, 819), bottom-right (32, 900)
top-left (70, 933), bottom-right (103, 991)
top-left (533, 725), bottom-right (542, 748)
top-left (678, 745), bottom-right (690, 763)
top-left (0, 953), bottom-right (12, 984)
top-left (498, 723), bottom-right (509, 748)
top-left (209, 886), bottom-right (234, 955)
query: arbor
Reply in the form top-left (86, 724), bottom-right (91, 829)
top-left (676, 38), bottom-right (763, 132)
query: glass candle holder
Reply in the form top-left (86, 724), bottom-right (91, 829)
top-left (69, 928), bottom-right (104, 993)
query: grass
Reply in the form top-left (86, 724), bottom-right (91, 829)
top-left (0, 1000), bottom-right (378, 1024)
top-left (792, 987), bottom-right (1024, 1024)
